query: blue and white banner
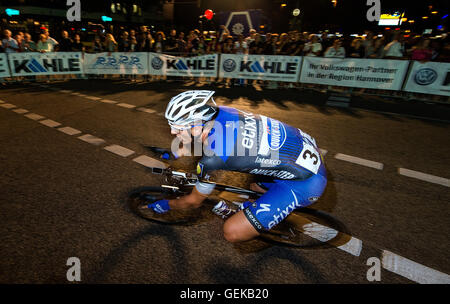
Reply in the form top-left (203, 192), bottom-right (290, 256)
top-left (0, 54), bottom-right (10, 78)
top-left (8, 52), bottom-right (83, 76)
top-left (83, 52), bottom-right (148, 75)
top-left (300, 57), bottom-right (409, 90)
top-left (219, 54), bottom-right (302, 82)
top-left (403, 61), bottom-right (450, 96)
top-left (149, 53), bottom-right (218, 77)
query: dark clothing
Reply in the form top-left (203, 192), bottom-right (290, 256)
top-left (58, 38), bottom-right (73, 52)
top-left (92, 41), bottom-right (104, 53)
top-left (71, 41), bottom-right (84, 52)
top-left (118, 39), bottom-right (130, 52)
top-left (262, 41), bottom-right (274, 55)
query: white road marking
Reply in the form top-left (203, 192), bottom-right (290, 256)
top-left (334, 153), bottom-right (384, 170)
top-left (99, 99), bottom-right (118, 104)
top-left (59, 90), bottom-right (72, 93)
top-left (382, 250), bottom-right (450, 284)
top-left (336, 237), bottom-right (363, 257)
top-left (137, 107), bottom-right (156, 114)
top-left (13, 108), bottom-right (29, 114)
top-left (398, 168), bottom-right (449, 187)
top-left (85, 96), bottom-right (102, 101)
top-left (0, 103), bottom-right (17, 109)
top-left (24, 113), bottom-right (45, 121)
top-left (57, 126), bottom-right (81, 135)
top-left (71, 92), bottom-right (82, 96)
top-left (77, 93), bottom-right (88, 97)
top-left (39, 119), bottom-right (61, 128)
top-left (117, 103), bottom-right (136, 109)
top-left (0, 99), bottom-right (5, 103)
top-left (104, 145), bottom-right (135, 157)
top-left (78, 134), bottom-right (106, 146)
top-left (132, 155), bottom-right (167, 169)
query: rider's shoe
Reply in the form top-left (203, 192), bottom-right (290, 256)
top-left (212, 200), bottom-right (236, 219)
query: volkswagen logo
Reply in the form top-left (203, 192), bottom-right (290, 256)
top-left (414, 68), bottom-right (438, 86)
top-left (223, 59), bottom-right (236, 73)
top-left (151, 57), bottom-right (164, 70)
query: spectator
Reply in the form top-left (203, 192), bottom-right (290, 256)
top-left (348, 38), bottom-right (364, 58)
top-left (383, 33), bottom-right (405, 59)
top-left (275, 33), bottom-right (290, 55)
top-left (118, 31), bottom-right (130, 52)
top-left (36, 34), bottom-right (52, 53)
top-left (411, 38), bottom-right (432, 61)
top-left (42, 29), bottom-right (58, 51)
top-left (303, 34), bottom-right (322, 56)
top-left (363, 32), bottom-right (375, 58)
top-left (23, 33), bottom-right (37, 52)
top-left (58, 31), bottom-right (73, 52)
top-left (105, 33), bottom-right (118, 52)
top-left (369, 37), bottom-right (385, 58)
top-left (138, 32), bottom-right (153, 52)
top-left (320, 32), bottom-right (332, 51)
top-left (165, 29), bottom-right (177, 53)
top-left (249, 33), bottom-right (264, 54)
top-left (71, 34), bottom-right (85, 52)
top-left (129, 36), bottom-right (138, 52)
top-left (2, 30), bottom-right (19, 53)
top-left (234, 34), bottom-right (248, 54)
top-left (176, 32), bottom-right (186, 54)
top-left (91, 36), bottom-right (104, 53)
top-left (154, 32), bottom-right (165, 53)
top-left (324, 39), bottom-right (346, 58)
top-left (15, 34), bottom-right (24, 52)
top-left (262, 33), bottom-right (275, 55)
top-left (222, 36), bottom-right (234, 54)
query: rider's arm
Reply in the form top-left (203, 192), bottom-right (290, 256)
top-left (168, 186), bottom-right (209, 209)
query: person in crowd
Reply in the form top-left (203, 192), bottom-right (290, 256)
top-left (275, 33), bottom-right (290, 55)
top-left (249, 33), bottom-right (264, 54)
top-left (118, 31), bottom-right (130, 52)
top-left (14, 34), bottom-right (24, 52)
top-left (42, 29), bottom-right (58, 51)
top-left (165, 29), bottom-right (178, 53)
top-left (383, 32), bottom-right (405, 59)
top-left (303, 34), bottom-right (322, 56)
top-left (222, 36), bottom-right (234, 54)
top-left (410, 38), bottom-right (433, 61)
top-left (176, 32), bottom-right (186, 54)
top-left (196, 34), bottom-right (206, 55)
top-left (36, 34), bottom-right (53, 53)
top-left (92, 36), bottom-right (104, 53)
top-left (71, 34), bottom-right (85, 52)
top-left (58, 31), bottom-right (73, 52)
top-left (362, 32), bottom-right (375, 58)
top-left (324, 39), bottom-right (346, 58)
top-left (262, 33), bottom-right (275, 55)
top-left (234, 34), bottom-right (248, 55)
top-left (105, 33), bottom-right (118, 53)
top-left (348, 38), bottom-right (364, 58)
top-left (154, 31), bottom-right (165, 53)
top-left (23, 33), bottom-right (37, 52)
top-left (2, 29), bottom-right (20, 53)
top-left (320, 32), bottom-right (332, 52)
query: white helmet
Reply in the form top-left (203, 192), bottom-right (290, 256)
top-left (165, 90), bottom-right (217, 128)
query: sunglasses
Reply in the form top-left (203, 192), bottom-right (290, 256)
top-left (169, 123), bottom-right (204, 131)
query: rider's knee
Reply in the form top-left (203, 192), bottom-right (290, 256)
top-left (223, 221), bottom-right (246, 243)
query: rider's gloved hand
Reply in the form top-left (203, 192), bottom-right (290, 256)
top-left (145, 199), bottom-right (171, 214)
top-left (161, 151), bottom-right (179, 160)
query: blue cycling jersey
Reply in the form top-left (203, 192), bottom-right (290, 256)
top-left (197, 106), bottom-right (326, 180)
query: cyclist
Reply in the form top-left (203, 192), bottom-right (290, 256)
top-left (144, 90), bottom-right (327, 243)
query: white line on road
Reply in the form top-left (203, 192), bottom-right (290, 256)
top-left (78, 134), bottom-right (106, 146)
top-left (382, 250), bottom-right (450, 284)
top-left (85, 96), bottom-right (102, 101)
top-left (104, 144), bottom-right (135, 157)
top-left (39, 119), bottom-right (61, 128)
top-left (99, 99), bottom-right (118, 104)
top-left (59, 90), bottom-right (73, 93)
top-left (13, 108), bottom-right (29, 114)
top-left (57, 126), bottom-right (81, 135)
top-left (137, 107), bottom-right (156, 114)
top-left (0, 99), bottom-right (5, 103)
top-left (133, 155), bottom-right (167, 169)
top-left (117, 103), bottom-right (136, 109)
top-left (335, 153), bottom-right (384, 170)
top-left (0, 103), bottom-right (17, 109)
top-left (24, 113), bottom-right (45, 121)
top-left (398, 168), bottom-right (449, 187)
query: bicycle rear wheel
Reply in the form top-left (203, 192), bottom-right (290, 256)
top-left (259, 208), bottom-right (351, 249)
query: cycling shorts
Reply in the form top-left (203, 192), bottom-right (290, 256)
top-left (243, 173), bottom-right (327, 231)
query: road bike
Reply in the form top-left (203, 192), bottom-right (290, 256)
top-left (128, 164), bottom-right (352, 249)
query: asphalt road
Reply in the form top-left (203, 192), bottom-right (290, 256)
top-left (0, 79), bottom-right (449, 284)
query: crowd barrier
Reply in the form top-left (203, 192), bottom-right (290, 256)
top-left (1, 52), bottom-right (449, 97)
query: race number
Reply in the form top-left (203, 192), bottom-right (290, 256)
top-left (295, 141), bottom-right (321, 174)
top-left (298, 129), bottom-right (317, 147)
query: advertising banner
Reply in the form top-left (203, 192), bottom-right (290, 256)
top-left (0, 54), bottom-right (10, 78)
top-left (83, 52), bottom-right (148, 75)
top-left (299, 57), bottom-right (409, 90)
top-left (149, 53), bottom-right (218, 77)
top-left (8, 52), bottom-right (83, 76)
top-left (403, 61), bottom-right (450, 96)
top-left (219, 54), bottom-right (302, 82)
